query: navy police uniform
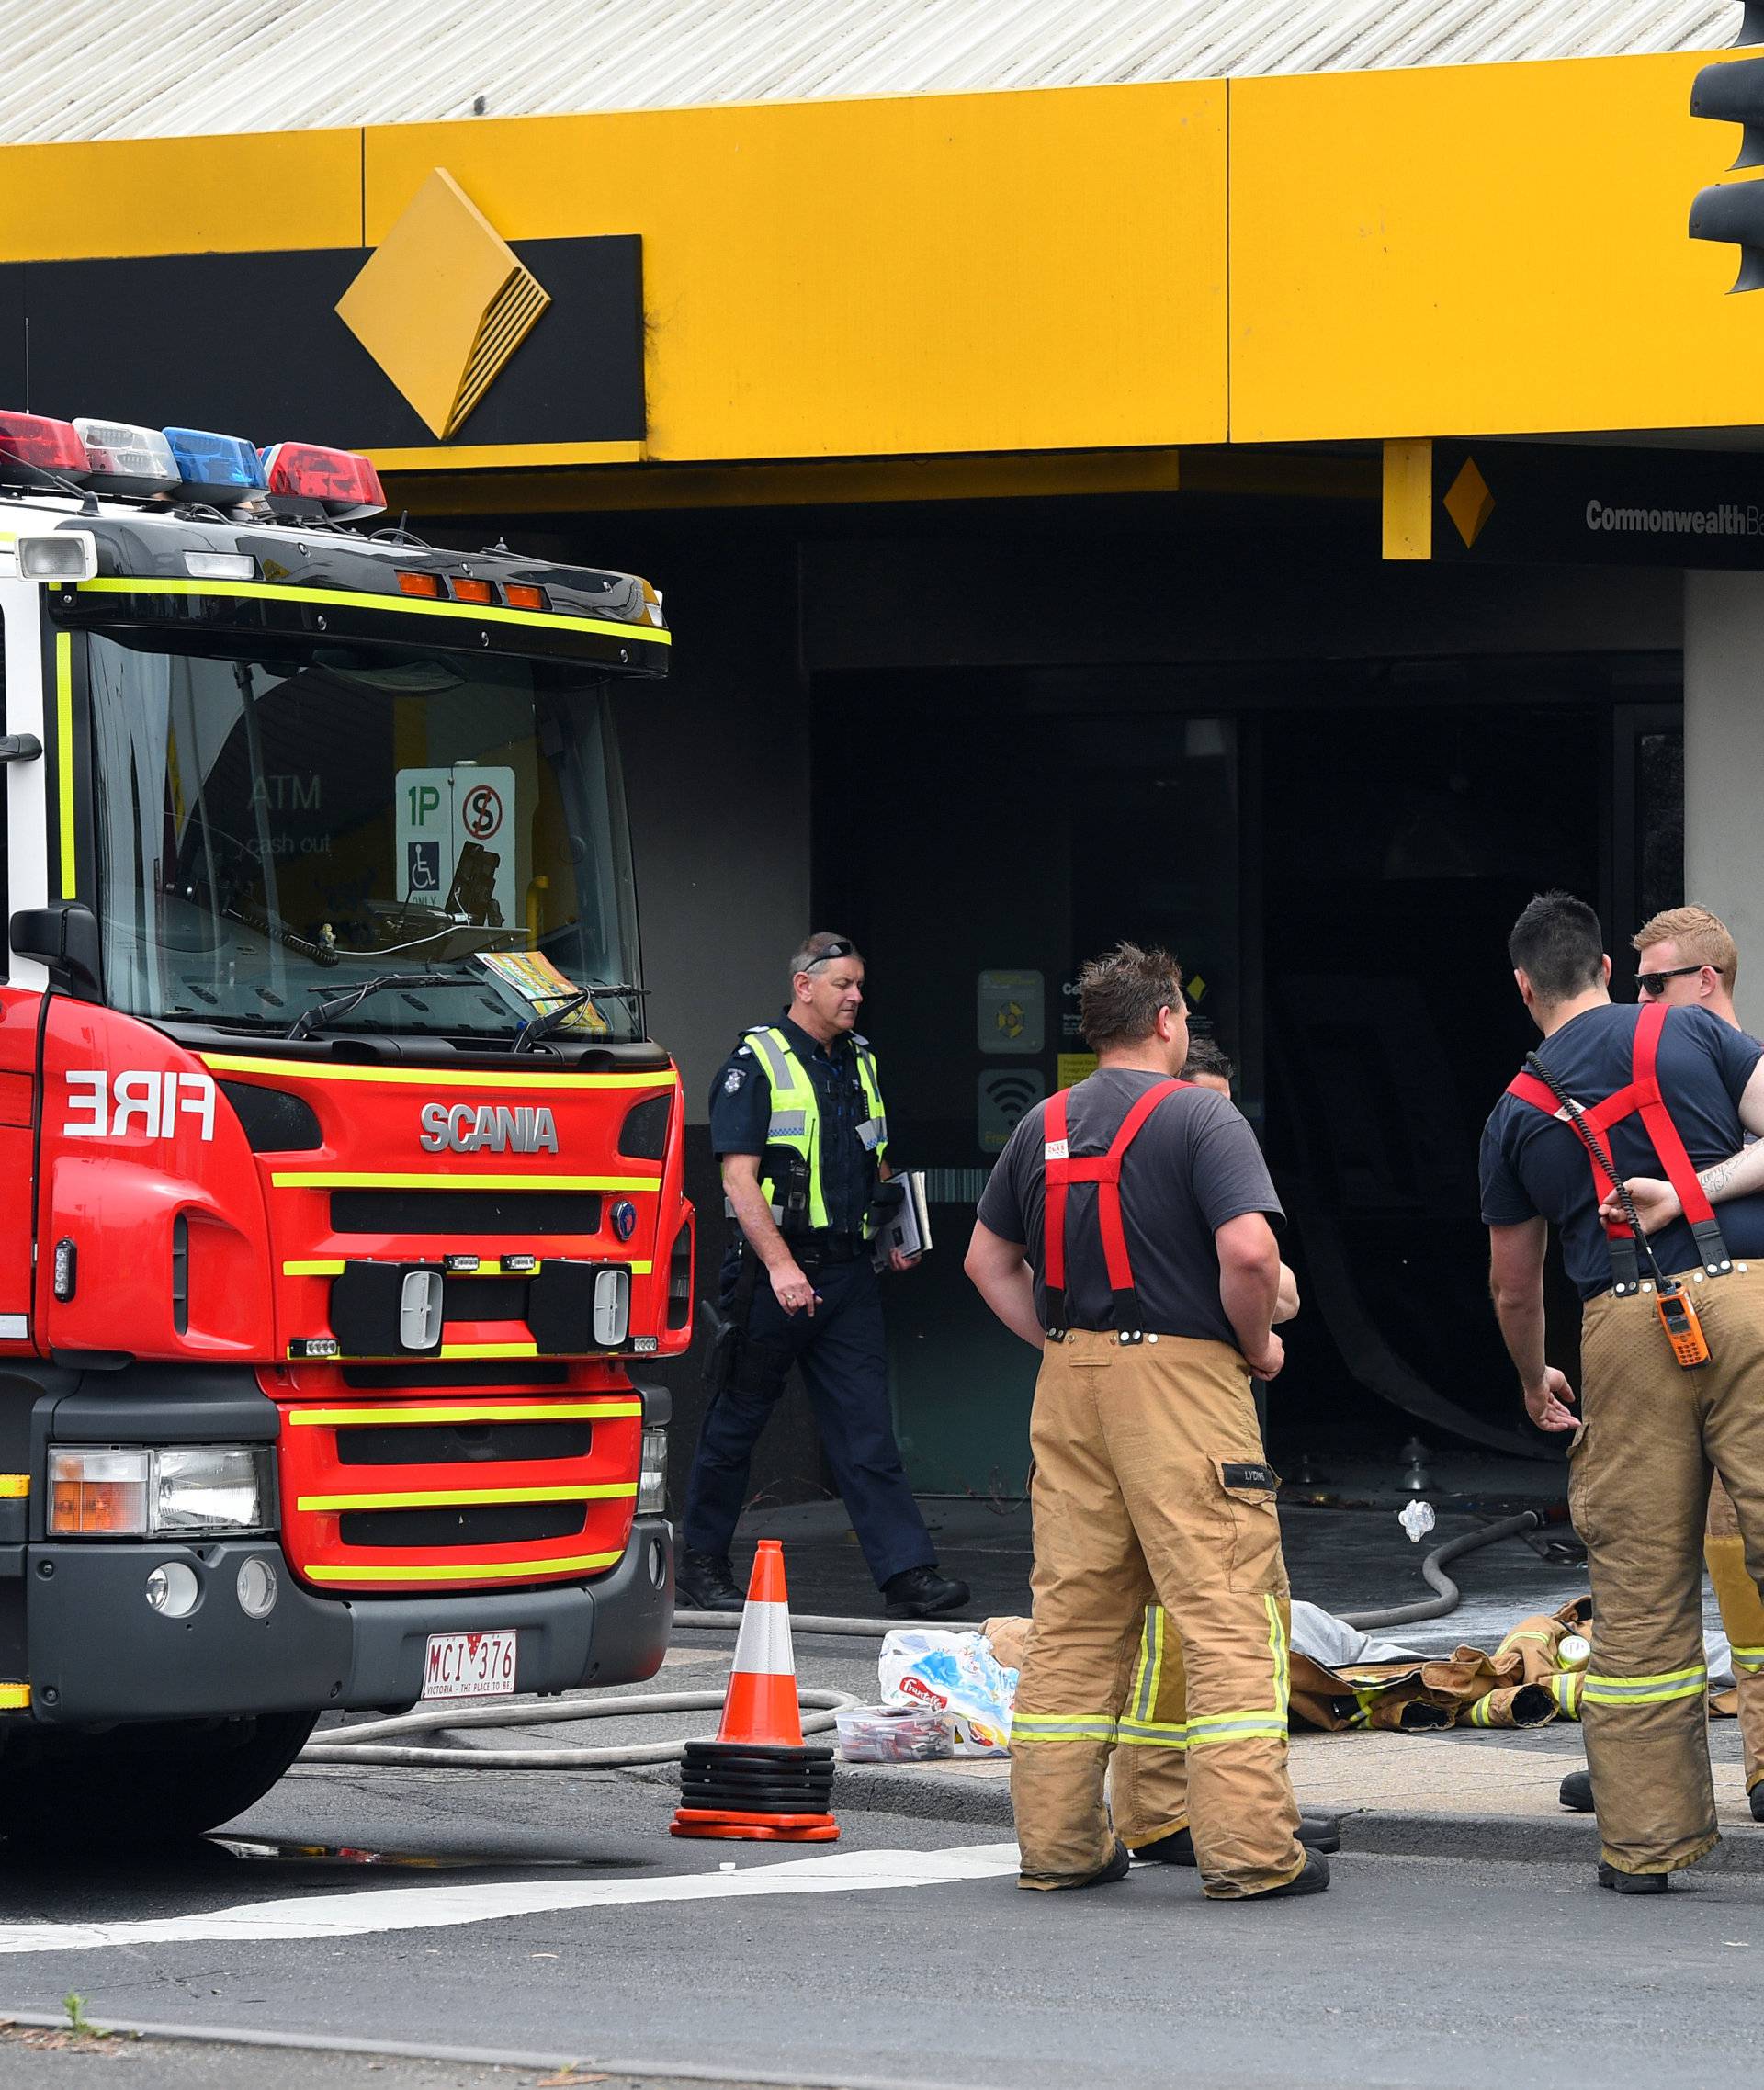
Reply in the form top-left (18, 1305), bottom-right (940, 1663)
top-left (681, 1011), bottom-right (937, 1588)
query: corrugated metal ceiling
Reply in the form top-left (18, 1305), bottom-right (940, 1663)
top-left (1, 0), bottom-right (1743, 145)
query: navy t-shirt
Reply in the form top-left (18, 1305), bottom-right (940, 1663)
top-left (977, 1069), bottom-right (1283, 1344)
top-left (707, 1011), bottom-right (877, 1238)
top-left (1479, 1002), bottom-right (1764, 1297)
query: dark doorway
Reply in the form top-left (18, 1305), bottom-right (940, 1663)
top-left (816, 656), bottom-right (1680, 1488)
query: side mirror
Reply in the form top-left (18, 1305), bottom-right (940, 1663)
top-left (11, 902), bottom-right (101, 995)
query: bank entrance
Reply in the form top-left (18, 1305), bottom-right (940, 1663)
top-left (814, 653), bottom-right (1681, 1489)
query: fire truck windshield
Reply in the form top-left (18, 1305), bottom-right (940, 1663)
top-left (85, 627), bottom-right (645, 1045)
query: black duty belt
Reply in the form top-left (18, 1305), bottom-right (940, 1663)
top-left (797, 1231), bottom-right (863, 1266)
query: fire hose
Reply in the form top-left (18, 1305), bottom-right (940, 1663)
top-left (300, 1513), bottom-right (1541, 1769)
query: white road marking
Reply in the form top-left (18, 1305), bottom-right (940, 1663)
top-left (0, 1840), bottom-right (1022, 1954)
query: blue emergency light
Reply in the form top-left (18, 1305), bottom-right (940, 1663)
top-left (162, 426), bottom-right (267, 503)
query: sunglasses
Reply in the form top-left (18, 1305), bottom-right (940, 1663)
top-left (1636, 964), bottom-right (1707, 997)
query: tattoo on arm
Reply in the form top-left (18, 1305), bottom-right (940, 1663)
top-left (1702, 1155), bottom-right (1742, 1198)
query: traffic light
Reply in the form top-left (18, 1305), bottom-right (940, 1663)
top-left (1690, 12), bottom-right (1764, 289)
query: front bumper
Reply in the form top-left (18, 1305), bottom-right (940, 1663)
top-left (20, 1517), bottom-right (674, 1724)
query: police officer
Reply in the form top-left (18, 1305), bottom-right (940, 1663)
top-left (1482, 891), bottom-right (1764, 1892)
top-left (675, 932), bottom-right (970, 1620)
top-left (966, 942), bottom-right (1323, 1902)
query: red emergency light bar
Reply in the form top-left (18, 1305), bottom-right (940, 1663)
top-left (0, 412), bottom-right (90, 480)
top-left (259, 441), bottom-right (385, 520)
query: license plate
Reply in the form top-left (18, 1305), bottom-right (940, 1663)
top-left (422, 1630), bottom-right (517, 1701)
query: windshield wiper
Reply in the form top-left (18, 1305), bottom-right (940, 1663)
top-left (287, 972), bottom-right (462, 1041)
top-left (514, 983), bottom-right (648, 1054)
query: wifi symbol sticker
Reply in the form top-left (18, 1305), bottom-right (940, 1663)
top-left (978, 1068), bottom-right (1047, 1153)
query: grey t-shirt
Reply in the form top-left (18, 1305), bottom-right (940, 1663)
top-left (976, 1068), bottom-right (1283, 1344)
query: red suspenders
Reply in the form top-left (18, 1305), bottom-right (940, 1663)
top-left (1505, 1001), bottom-right (1733, 1297)
top-left (1042, 1078), bottom-right (1189, 1337)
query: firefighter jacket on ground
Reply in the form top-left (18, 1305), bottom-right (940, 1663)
top-left (740, 1023), bottom-right (888, 1238)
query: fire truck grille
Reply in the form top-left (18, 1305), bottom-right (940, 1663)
top-left (277, 1385), bottom-right (644, 1593)
top-left (335, 1421), bottom-right (594, 1466)
top-left (339, 1502), bottom-right (587, 1548)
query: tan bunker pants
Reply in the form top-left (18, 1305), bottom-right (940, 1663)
top-left (1011, 1329), bottom-right (1305, 1898)
top-left (1705, 1474), bottom-right (1764, 1793)
top-left (1574, 1268), bottom-right (1764, 1875)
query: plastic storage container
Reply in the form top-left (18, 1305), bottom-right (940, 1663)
top-left (834, 1705), bottom-right (955, 1763)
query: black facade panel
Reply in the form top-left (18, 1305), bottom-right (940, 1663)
top-left (7, 236), bottom-right (642, 448)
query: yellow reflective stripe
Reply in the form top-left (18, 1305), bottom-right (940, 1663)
top-left (1265, 1593), bottom-right (1289, 1723)
top-left (0, 1474), bottom-right (28, 1498)
top-left (0, 1682), bottom-right (29, 1709)
top-left (206, 1053), bottom-right (676, 1092)
top-left (1733, 1650), bottom-right (1764, 1673)
top-left (433, 1343), bottom-right (539, 1361)
top-left (1131, 1605), bottom-right (1166, 1725)
top-left (284, 1260), bottom-right (346, 1277)
top-left (288, 1401), bottom-right (642, 1426)
top-left (1186, 1716), bottom-right (1287, 1746)
top-left (270, 1171), bottom-right (659, 1191)
top-left (1583, 1669), bottom-right (1708, 1706)
top-left (1468, 1696), bottom-right (1497, 1728)
top-left (55, 629), bottom-right (74, 899)
top-left (1009, 1713), bottom-right (1116, 1742)
top-left (1585, 1663), bottom-right (1707, 1689)
top-left (1547, 1672), bottom-right (1584, 1716)
top-left (76, 575), bottom-right (671, 648)
top-left (1114, 1718), bottom-right (1188, 1747)
top-left (306, 1550), bottom-right (624, 1583)
top-left (281, 1257), bottom-right (651, 1279)
top-left (297, 1482), bottom-right (637, 1511)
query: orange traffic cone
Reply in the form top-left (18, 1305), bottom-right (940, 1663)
top-left (671, 1539), bottom-right (838, 1842)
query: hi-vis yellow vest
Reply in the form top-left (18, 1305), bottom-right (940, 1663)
top-left (742, 1024), bottom-right (888, 1236)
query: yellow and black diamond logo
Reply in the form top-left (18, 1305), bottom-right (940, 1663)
top-left (1442, 455), bottom-right (1496, 549)
top-left (336, 170), bottom-right (550, 442)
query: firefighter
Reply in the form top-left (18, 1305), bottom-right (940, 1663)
top-left (675, 933), bottom-right (969, 1621)
top-left (1481, 892), bottom-right (1764, 1892)
top-left (1559, 906), bottom-right (1764, 1825)
top-left (966, 942), bottom-right (1324, 1901)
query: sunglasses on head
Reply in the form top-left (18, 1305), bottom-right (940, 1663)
top-left (1636, 964), bottom-right (1707, 997)
top-left (802, 939), bottom-right (856, 971)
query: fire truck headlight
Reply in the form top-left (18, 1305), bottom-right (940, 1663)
top-left (50, 1449), bottom-right (150, 1535)
top-left (153, 1447), bottom-right (274, 1535)
top-left (638, 1428), bottom-right (668, 1516)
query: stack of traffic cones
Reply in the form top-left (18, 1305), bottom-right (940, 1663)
top-left (671, 1538), bottom-right (838, 1842)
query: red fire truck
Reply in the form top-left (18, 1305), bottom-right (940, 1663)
top-left (0, 412), bottom-right (690, 1838)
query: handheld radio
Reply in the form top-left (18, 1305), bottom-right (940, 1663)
top-left (1522, 1051), bottom-right (1710, 1370)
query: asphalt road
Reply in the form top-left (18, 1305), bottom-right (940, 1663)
top-left (4, 1747), bottom-right (1764, 2090)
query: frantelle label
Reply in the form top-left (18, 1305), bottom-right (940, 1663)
top-left (63, 1070), bottom-right (216, 1141)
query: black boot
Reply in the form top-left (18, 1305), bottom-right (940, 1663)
top-left (1231, 1850), bottom-right (1330, 1901)
top-left (675, 1548), bottom-right (745, 1611)
top-left (1751, 1783), bottom-right (1764, 1825)
top-left (881, 1565), bottom-right (970, 1618)
top-left (1598, 1860), bottom-right (1668, 1895)
top-left (1559, 1769), bottom-right (1596, 1813)
top-left (1134, 1813), bottom-right (1340, 1865)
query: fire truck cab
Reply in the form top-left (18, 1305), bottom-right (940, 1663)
top-left (0, 412), bottom-right (690, 1839)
